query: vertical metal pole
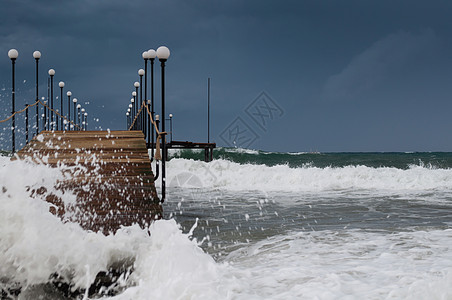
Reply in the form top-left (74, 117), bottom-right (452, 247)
top-left (170, 116), bottom-right (173, 143)
top-left (208, 77), bottom-right (210, 143)
top-left (154, 118), bottom-right (160, 180)
top-left (11, 58), bottom-right (16, 153)
top-left (56, 106), bottom-right (59, 130)
top-left (67, 94), bottom-right (71, 130)
top-left (140, 74), bottom-right (143, 133)
top-left (60, 87), bottom-right (64, 130)
top-left (73, 102), bottom-right (76, 130)
top-left (35, 58), bottom-right (39, 135)
top-left (25, 104), bottom-right (29, 143)
top-left (147, 100), bottom-right (151, 148)
top-left (133, 96), bottom-right (136, 129)
top-left (160, 59), bottom-right (167, 203)
top-left (150, 58), bottom-right (155, 158)
top-left (44, 100), bottom-right (47, 131)
top-left (47, 78), bottom-right (49, 130)
top-left (135, 86), bottom-right (139, 130)
top-left (144, 59), bottom-right (148, 144)
top-left (50, 75), bottom-right (54, 130)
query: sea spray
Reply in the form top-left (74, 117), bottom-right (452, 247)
top-left (158, 158), bottom-right (452, 194)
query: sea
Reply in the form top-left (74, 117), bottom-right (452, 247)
top-left (1, 148), bottom-right (452, 299)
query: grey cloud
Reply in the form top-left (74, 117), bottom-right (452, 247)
top-left (321, 29), bottom-right (441, 102)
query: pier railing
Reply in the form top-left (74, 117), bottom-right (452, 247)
top-left (2, 48), bottom-right (90, 153)
top-left (0, 98), bottom-right (83, 152)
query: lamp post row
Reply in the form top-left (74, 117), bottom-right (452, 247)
top-left (6, 49), bottom-right (90, 153)
top-left (125, 46), bottom-right (170, 203)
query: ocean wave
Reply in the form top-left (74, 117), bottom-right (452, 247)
top-left (158, 158), bottom-right (452, 193)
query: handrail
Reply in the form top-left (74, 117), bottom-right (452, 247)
top-left (0, 100), bottom-right (39, 123)
top-left (38, 99), bottom-right (81, 130)
top-left (129, 100), bottom-right (166, 160)
top-left (0, 98), bottom-right (81, 130)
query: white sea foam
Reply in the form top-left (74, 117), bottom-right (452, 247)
top-left (223, 147), bottom-right (260, 155)
top-left (157, 158), bottom-right (452, 194)
top-left (2, 156), bottom-right (452, 299)
top-left (223, 229), bottom-right (452, 299)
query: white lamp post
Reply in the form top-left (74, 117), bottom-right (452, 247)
top-left (132, 90), bottom-right (137, 129)
top-left (33, 50), bottom-right (41, 135)
top-left (156, 45), bottom-right (170, 202)
top-left (41, 97), bottom-right (46, 130)
top-left (66, 91), bottom-right (72, 130)
top-left (133, 82), bottom-right (139, 130)
top-left (48, 69), bottom-right (55, 130)
top-left (81, 108), bottom-right (86, 131)
top-left (73, 98), bottom-right (77, 129)
top-left (169, 113), bottom-right (173, 143)
top-left (148, 49), bottom-right (157, 159)
top-left (8, 49), bottom-right (18, 152)
top-left (142, 51), bottom-right (150, 120)
top-left (128, 102), bottom-right (133, 128)
top-left (138, 69), bottom-right (145, 132)
top-left (77, 104), bottom-right (81, 130)
top-left (59, 81), bottom-right (65, 130)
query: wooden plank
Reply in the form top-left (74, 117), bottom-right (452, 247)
top-left (17, 130), bottom-right (162, 234)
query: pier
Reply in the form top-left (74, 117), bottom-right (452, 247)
top-left (167, 141), bottom-right (216, 162)
top-left (1, 46), bottom-right (216, 235)
top-left (15, 130), bottom-right (162, 234)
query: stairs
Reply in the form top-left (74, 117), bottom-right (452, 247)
top-left (16, 130), bottom-right (162, 234)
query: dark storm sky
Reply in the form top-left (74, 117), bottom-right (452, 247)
top-left (1, 0), bottom-right (452, 152)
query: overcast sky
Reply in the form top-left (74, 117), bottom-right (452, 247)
top-left (1, 0), bottom-right (452, 152)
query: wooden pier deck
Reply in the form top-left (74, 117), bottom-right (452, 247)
top-left (16, 130), bottom-right (162, 234)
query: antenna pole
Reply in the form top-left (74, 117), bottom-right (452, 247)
top-left (208, 77), bottom-right (210, 143)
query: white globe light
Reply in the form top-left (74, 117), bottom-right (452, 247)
top-left (59, 81), bottom-right (65, 88)
top-left (138, 69), bottom-right (145, 76)
top-left (142, 51), bottom-right (150, 59)
top-left (129, 103), bottom-right (133, 107)
top-left (33, 50), bottom-right (41, 59)
top-left (132, 91), bottom-right (137, 96)
top-left (134, 81), bottom-right (139, 88)
top-left (126, 112), bottom-right (129, 116)
top-left (77, 104), bottom-right (81, 109)
top-left (156, 46), bottom-right (170, 60)
top-left (67, 91), bottom-right (72, 97)
top-left (81, 108), bottom-right (85, 112)
top-left (85, 113), bottom-right (87, 116)
top-left (73, 98), bottom-right (77, 103)
top-left (148, 49), bottom-right (157, 59)
top-left (8, 49), bottom-right (18, 59)
top-left (131, 98), bottom-right (134, 103)
top-left (48, 69), bottom-right (55, 76)
top-left (169, 114), bottom-right (173, 118)
top-left (156, 114), bottom-right (160, 121)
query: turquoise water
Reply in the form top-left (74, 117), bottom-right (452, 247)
top-left (169, 147), bottom-right (452, 169)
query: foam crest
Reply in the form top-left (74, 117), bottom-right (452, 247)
top-left (161, 158), bottom-right (452, 193)
top-left (224, 229), bottom-right (452, 299)
top-left (0, 156), bottom-right (231, 298)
